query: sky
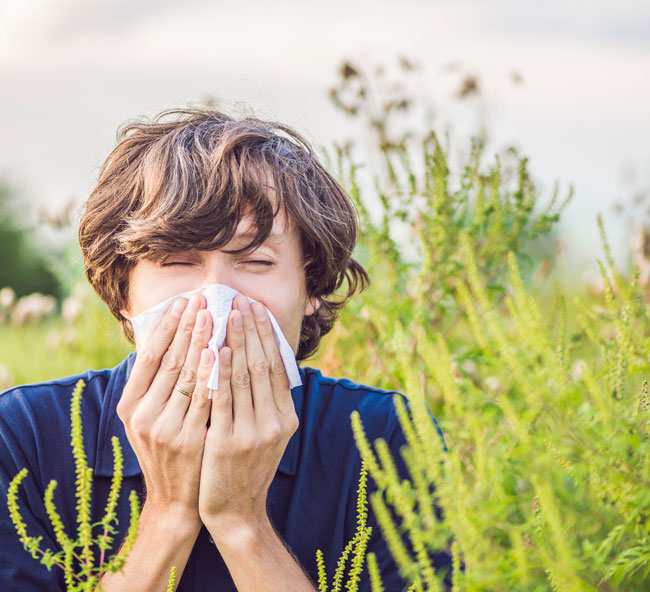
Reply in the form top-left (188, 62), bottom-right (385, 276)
top-left (1, 0), bottom-right (649, 268)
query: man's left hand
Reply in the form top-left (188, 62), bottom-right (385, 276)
top-left (197, 295), bottom-right (299, 537)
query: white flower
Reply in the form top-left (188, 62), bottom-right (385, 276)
top-left (572, 359), bottom-right (587, 382)
top-left (484, 376), bottom-right (501, 392)
top-left (0, 363), bottom-right (13, 390)
top-left (0, 287), bottom-right (15, 310)
top-left (11, 293), bottom-right (56, 325)
top-left (62, 296), bottom-right (83, 323)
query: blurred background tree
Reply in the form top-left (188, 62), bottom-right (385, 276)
top-left (0, 182), bottom-right (63, 299)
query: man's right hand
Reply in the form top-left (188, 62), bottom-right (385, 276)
top-left (116, 293), bottom-right (215, 529)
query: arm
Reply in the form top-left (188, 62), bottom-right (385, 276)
top-left (95, 503), bottom-right (200, 591)
top-left (198, 296), bottom-right (315, 592)
top-left (206, 516), bottom-right (315, 592)
top-left (101, 294), bottom-right (215, 590)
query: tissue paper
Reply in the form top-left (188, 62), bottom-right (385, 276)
top-left (128, 284), bottom-right (302, 391)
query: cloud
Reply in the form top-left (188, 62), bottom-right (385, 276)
top-left (0, 0), bottom-right (648, 270)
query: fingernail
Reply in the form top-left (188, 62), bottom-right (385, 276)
top-left (252, 302), bottom-right (266, 321)
top-left (196, 310), bottom-right (208, 329)
top-left (200, 349), bottom-right (212, 366)
top-left (239, 297), bottom-right (251, 315)
top-left (221, 348), bottom-right (231, 365)
top-left (188, 294), bottom-right (201, 313)
top-left (172, 299), bottom-right (186, 317)
top-left (233, 312), bottom-right (243, 331)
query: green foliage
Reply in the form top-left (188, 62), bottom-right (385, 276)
top-left (6, 379), bottom-right (142, 591)
top-left (316, 462), bottom-right (373, 592)
top-left (339, 223), bottom-right (650, 589)
top-left (0, 283), bottom-right (131, 387)
top-left (166, 566), bottom-right (177, 591)
top-left (317, 57), bottom-right (571, 393)
top-left (315, 60), bottom-right (650, 588)
top-left (318, 129), bottom-right (571, 398)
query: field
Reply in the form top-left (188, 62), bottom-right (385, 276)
top-left (2, 102), bottom-right (649, 590)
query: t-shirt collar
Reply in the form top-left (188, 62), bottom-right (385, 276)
top-left (93, 352), bottom-right (303, 478)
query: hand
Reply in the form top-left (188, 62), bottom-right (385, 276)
top-left (116, 294), bottom-right (215, 529)
top-left (198, 295), bottom-right (299, 533)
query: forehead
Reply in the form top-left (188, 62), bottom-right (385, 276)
top-left (232, 208), bottom-right (294, 246)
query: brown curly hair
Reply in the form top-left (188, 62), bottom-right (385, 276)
top-left (77, 107), bottom-right (368, 361)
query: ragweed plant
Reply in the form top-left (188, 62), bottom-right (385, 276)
top-left (311, 63), bottom-right (650, 587)
top-left (315, 461), bottom-right (373, 592)
top-left (317, 123), bottom-right (570, 393)
top-left (5, 380), bottom-right (388, 592)
top-left (5, 378), bottom-right (146, 591)
top-left (346, 224), bottom-right (650, 590)
top-left (314, 460), bottom-right (423, 592)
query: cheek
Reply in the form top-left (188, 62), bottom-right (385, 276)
top-left (128, 274), bottom-right (193, 317)
top-left (245, 286), bottom-right (307, 351)
top-left (253, 295), bottom-right (302, 332)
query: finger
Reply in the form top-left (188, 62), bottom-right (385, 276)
top-left (236, 297), bottom-right (278, 423)
top-left (251, 302), bottom-right (291, 412)
top-left (121, 297), bottom-right (188, 407)
top-left (145, 293), bottom-right (205, 409)
top-left (226, 309), bottom-right (256, 430)
top-left (183, 347), bottom-right (217, 434)
top-left (165, 307), bottom-right (213, 428)
top-left (206, 347), bottom-right (233, 435)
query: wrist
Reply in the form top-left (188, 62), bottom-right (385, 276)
top-left (205, 513), bottom-right (273, 552)
top-left (140, 500), bottom-right (203, 541)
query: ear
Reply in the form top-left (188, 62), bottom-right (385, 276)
top-left (304, 296), bottom-right (321, 317)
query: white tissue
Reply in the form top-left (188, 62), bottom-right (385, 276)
top-left (128, 284), bottom-right (302, 391)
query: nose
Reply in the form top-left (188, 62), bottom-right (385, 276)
top-left (200, 252), bottom-right (233, 288)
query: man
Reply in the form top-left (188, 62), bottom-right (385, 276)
top-left (0, 108), bottom-right (446, 590)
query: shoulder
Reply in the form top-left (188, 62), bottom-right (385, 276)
top-left (0, 359), bottom-right (129, 475)
top-left (302, 366), bottom-right (403, 400)
top-left (298, 366), bottom-right (444, 448)
top-left (0, 352), bottom-right (135, 415)
top-left (0, 367), bottom-right (111, 425)
top-left (299, 366), bottom-right (406, 441)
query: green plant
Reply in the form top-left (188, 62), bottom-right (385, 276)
top-left (315, 461), bottom-right (373, 592)
top-left (6, 379), bottom-right (385, 591)
top-left (6, 379), bottom-right (141, 591)
top-left (316, 58), bottom-right (570, 392)
top-left (347, 224), bottom-right (650, 590)
top-left (317, 133), bottom-right (569, 399)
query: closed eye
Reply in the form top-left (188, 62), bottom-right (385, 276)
top-left (243, 260), bottom-right (274, 266)
top-left (160, 260), bottom-right (274, 267)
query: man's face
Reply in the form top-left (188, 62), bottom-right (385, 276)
top-left (120, 211), bottom-right (317, 355)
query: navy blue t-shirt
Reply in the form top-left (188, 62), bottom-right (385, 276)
top-left (0, 352), bottom-right (448, 591)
